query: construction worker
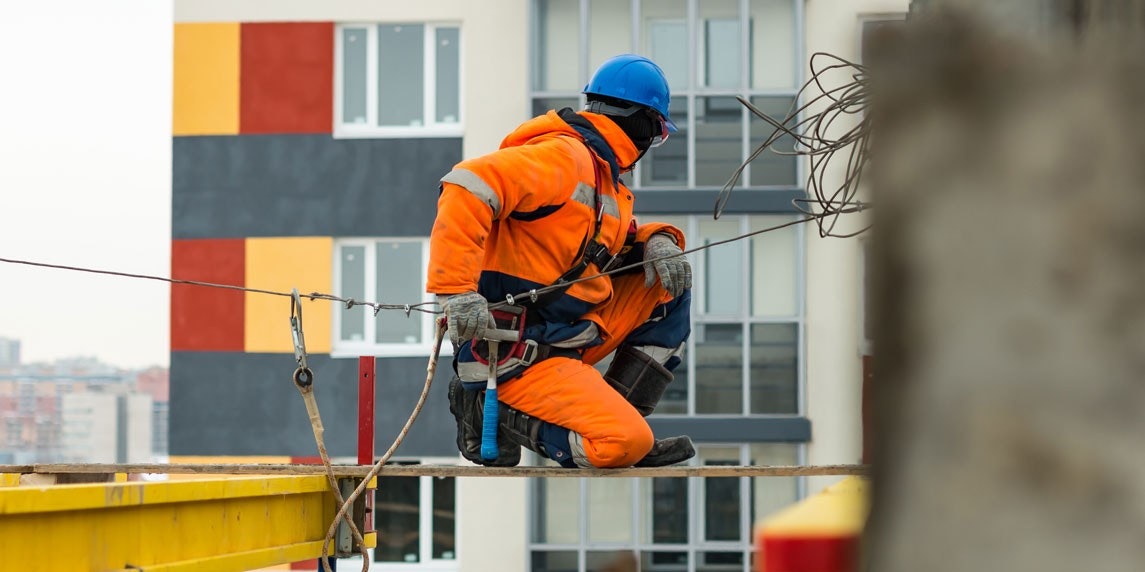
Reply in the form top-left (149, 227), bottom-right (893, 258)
top-left (429, 54), bottom-right (694, 468)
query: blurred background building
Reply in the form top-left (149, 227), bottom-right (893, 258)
top-left (169, 0), bottom-right (905, 570)
top-left (0, 350), bottom-right (168, 465)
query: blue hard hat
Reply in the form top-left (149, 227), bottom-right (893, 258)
top-left (584, 54), bottom-right (677, 133)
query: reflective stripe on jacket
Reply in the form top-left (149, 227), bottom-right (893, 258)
top-left (428, 110), bottom-right (684, 347)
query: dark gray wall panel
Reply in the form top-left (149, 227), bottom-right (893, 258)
top-left (634, 189), bottom-right (806, 214)
top-left (648, 416), bottom-right (811, 442)
top-left (170, 352), bottom-right (458, 457)
top-left (173, 135), bottom-right (462, 239)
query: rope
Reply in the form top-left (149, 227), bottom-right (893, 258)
top-left (319, 319), bottom-right (448, 569)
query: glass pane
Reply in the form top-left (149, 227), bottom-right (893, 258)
top-left (589, 0), bottom-right (631, 75)
top-left (750, 323), bottom-right (798, 414)
top-left (642, 551), bottom-right (689, 572)
top-left (532, 551), bottom-right (578, 572)
top-left (700, 0), bottom-right (739, 88)
top-left (376, 241), bottom-right (423, 344)
top-left (378, 24), bottom-right (425, 126)
top-left (374, 476), bottom-right (420, 562)
top-left (695, 323), bottom-right (743, 414)
top-left (643, 0), bottom-right (687, 90)
top-left (660, 344), bottom-right (688, 414)
top-left (339, 246), bottom-right (366, 342)
top-left (700, 218), bottom-right (743, 315)
top-left (698, 551), bottom-right (745, 571)
top-left (701, 447), bottom-right (741, 542)
top-left (641, 96), bottom-right (688, 187)
top-left (533, 478), bottom-right (580, 544)
top-left (589, 477), bottom-right (633, 542)
top-left (435, 27), bottom-right (460, 124)
top-left (341, 28), bottom-right (368, 124)
top-left (532, 96), bottom-right (580, 118)
top-left (641, 477), bottom-right (688, 543)
top-left (751, 443), bottom-right (799, 520)
top-left (750, 215), bottom-right (798, 316)
top-left (535, 0), bottom-right (581, 91)
top-left (748, 96), bottom-right (798, 186)
top-left (750, 0), bottom-right (797, 90)
top-left (588, 551), bottom-right (637, 571)
top-left (695, 97), bottom-right (742, 187)
top-left (432, 477), bottom-right (456, 560)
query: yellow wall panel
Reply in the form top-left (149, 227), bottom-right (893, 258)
top-left (245, 237), bottom-right (333, 354)
top-left (174, 23), bottom-right (240, 135)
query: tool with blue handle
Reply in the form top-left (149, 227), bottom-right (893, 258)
top-left (479, 327), bottom-right (521, 461)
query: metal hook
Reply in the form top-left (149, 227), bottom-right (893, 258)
top-left (290, 288), bottom-right (313, 388)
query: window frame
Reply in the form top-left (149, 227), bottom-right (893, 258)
top-left (528, 0), bottom-right (805, 191)
top-left (334, 22), bottom-right (465, 139)
top-left (527, 443), bottom-right (806, 572)
top-left (331, 238), bottom-right (443, 359)
top-left (646, 214), bottom-right (806, 417)
top-left (328, 458), bottom-right (460, 570)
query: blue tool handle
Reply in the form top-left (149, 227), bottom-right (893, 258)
top-left (480, 383), bottom-right (499, 461)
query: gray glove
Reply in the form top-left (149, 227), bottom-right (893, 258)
top-left (438, 291), bottom-right (494, 344)
top-left (643, 233), bottom-right (691, 298)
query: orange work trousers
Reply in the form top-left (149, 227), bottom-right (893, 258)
top-left (496, 272), bottom-right (678, 468)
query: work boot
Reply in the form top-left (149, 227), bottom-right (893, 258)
top-left (604, 345), bottom-right (675, 416)
top-left (499, 406), bottom-right (580, 468)
top-left (447, 377), bottom-right (521, 467)
top-left (634, 435), bottom-right (695, 467)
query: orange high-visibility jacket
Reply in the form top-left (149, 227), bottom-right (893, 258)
top-left (427, 109), bottom-right (684, 345)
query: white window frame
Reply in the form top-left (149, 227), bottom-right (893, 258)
top-left (334, 22), bottom-right (464, 139)
top-left (335, 457), bottom-right (462, 571)
top-left (526, 443), bottom-right (805, 572)
top-left (649, 214), bottom-right (805, 417)
top-left (331, 238), bottom-right (447, 359)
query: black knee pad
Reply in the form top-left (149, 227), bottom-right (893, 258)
top-left (603, 345), bottom-right (674, 417)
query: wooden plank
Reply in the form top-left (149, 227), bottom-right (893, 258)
top-left (0, 463), bottom-right (868, 478)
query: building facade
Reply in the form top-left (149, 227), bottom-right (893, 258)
top-left (170, 1), bottom-right (902, 570)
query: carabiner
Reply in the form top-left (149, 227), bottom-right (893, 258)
top-left (290, 289), bottom-right (314, 388)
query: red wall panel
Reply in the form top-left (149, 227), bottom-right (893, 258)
top-left (240, 22), bottom-right (334, 134)
top-left (171, 239), bottom-right (245, 351)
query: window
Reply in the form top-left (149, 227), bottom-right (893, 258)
top-left (530, 0), bottom-right (801, 190)
top-left (333, 239), bottom-right (438, 357)
top-left (529, 443), bottom-right (801, 572)
top-left (336, 23), bottom-right (462, 137)
top-left (644, 214), bottom-right (802, 416)
top-left (373, 467), bottom-right (458, 565)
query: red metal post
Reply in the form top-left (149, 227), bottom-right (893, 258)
top-left (358, 356), bottom-right (376, 537)
top-left (358, 356), bottom-right (376, 465)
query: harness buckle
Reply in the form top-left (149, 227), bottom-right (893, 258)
top-left (585, 241), bottom-right (622, 273)
top-left (518, 340), bottom-right (540, 367)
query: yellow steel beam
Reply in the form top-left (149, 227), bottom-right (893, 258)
top-left (0, 475), bottom-right (375, 571)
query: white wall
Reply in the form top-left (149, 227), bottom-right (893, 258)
top-left (174, 0), bottom-right (529, 161)
top-left (458, 476), bottom-right (528, 572)
top-left (61, 393), bottom-right (118, 463)
top-left (802, 0), bottom-right (908, 493)
top-left (126, 393), bottom-right (154, 463)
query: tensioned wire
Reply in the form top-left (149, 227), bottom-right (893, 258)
top-left (0, 207), bottom-right (860, 316)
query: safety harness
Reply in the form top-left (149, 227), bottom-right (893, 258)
top-left (523, 108), bottom-right (630, 310)
top-left (456, 109), bottom-right (635, 388)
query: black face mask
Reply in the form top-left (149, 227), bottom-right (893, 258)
top-left (608, 111), bottom-right (658, 153)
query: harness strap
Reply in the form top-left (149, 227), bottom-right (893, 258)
top-left (521, 110), bottom-right (625, 315)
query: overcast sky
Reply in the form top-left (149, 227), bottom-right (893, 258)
top-left (0, 1), bottom-right (173, 369)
